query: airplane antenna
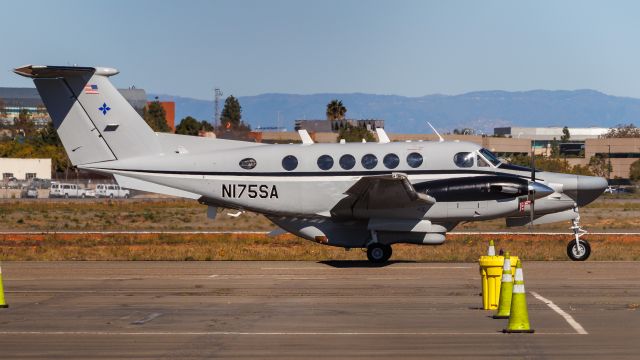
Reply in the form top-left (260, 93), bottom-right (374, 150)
top-left (427, 122), bottom-right (444, 142)
top-left (298, 129), bottom-right (314, 145)
top-left (375, 128), bottom-right (391, 143)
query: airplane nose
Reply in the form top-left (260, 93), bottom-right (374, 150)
top-left (576, 175), bottom-right (608, 206)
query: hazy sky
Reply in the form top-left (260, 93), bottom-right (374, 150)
top-left (1, 0), bottom-right (639, 99)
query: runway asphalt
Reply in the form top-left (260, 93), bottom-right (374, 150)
top-left (0, 261), bottom-right (638, 359)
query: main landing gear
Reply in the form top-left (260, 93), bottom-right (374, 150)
top-left (366, 230), bottom-right (393, 264)
top-left (567, 211), bottom-right (591, 261)
top-left (367, 243), bottom-right (393, 263)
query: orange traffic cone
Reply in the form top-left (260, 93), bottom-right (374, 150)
top-left (493, 252), bottom-right (513, 319)
top-left (503, 260), bottom-right (534, 333)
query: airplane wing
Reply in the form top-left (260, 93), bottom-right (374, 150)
top-left (330, 173), bottom-right (435, 218)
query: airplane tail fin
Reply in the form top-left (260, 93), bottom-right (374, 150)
top-left (14, 65), bottom-right (161, 166)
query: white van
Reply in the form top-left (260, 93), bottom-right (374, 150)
top-left (49, 183), bottom-right (88, 198)
top-left (95, 184), bottom-right (130, 198)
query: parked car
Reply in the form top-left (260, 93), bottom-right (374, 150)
top-left (20, 186), bottom-right (39, 198)
top-left (6, 177), bottom-right (20, 189)
top-left (49, 182), bottom-right (89, 198)
top-left (29, 178), bottom-right (52, 189)
top-left (95, 184), bottom-right (130, 198)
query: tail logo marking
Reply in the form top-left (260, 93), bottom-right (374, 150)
top-left (98, 102), bottom-right (111, 115)
top-left (84, 84), bottom-right (99, 94)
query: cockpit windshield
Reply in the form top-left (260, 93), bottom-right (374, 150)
top-left (478, 148), bottom-right (502, 166)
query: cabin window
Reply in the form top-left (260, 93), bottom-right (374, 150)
top-left (406, 152), bottom-right (423, 168)
top-left (282, 155), bottom-right (298, 171)
top-left (339, 154), bottom-right (356, 170)
top-left (479, 148), bottom-right (502, 166)
top-left (477, 154), bottom-right (490, 167)
top-left (361, 154), bottom-right (378, 169)
top-left (317, 155), bottom-right (334, 170)
top-left (383, 153), bottom-right (400, 169)
top-left (239, 158), bottom-right (257, 170)
top-left (454, 152), bottom-right (474, 168)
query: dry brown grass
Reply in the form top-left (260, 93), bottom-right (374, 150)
top-left (1, 233), bottom-right (639, 262)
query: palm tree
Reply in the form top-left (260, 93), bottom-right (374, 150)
top-left (326, 99), bottom-right (347, 121)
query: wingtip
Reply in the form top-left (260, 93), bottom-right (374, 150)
top-left (13, 64), bottom-right (36, 77)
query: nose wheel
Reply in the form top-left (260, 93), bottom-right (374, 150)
top-left (567, 239), bottom-right (591, 261)
top-left (367, 243), bottom-right (392, 264)
top-left (567, 212), bottom-right (590, 261)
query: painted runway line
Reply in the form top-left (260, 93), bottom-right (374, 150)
top-left (0, 330), bottom-right (580, 336)
top-left (531, 291), bottom-right (588, 335)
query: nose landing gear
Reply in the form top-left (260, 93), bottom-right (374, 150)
top-left (567, 212), bottom-right (591, 261)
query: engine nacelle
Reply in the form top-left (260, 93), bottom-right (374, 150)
top-left (414, 175), bottom-right (540, 202)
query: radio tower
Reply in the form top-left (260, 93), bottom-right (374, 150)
top-left (214, 88), bottom-right (223, 130)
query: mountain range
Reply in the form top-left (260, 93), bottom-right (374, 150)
top-left (150, 90), bottom-right (640, 133)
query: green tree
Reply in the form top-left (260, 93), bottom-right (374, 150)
top-left (200, 120), bottom-right (214, 132)
top-left (550, 137), bottom-right (559, 158)
top-left (326, 99), bottom-right (347, 121)
top-left (220, 95), bottom-right (242, 129)
top-left (588, 156), bottom-right (611, 178)
top-left (14, 108), bottom-right (36, 137)
top-left (0, 98), bottom-right (7, 118)
top-left (560, 126), bottom-right (571, 142)
top-left (143, 100), bottom-right (171, 132)
top-left (337, 124), bottom-right (375, 143)
top-left (602, 123), bottom-right (640, 138)
top-left (39, 121), bottom-right (62, 146)
top-left (175, 116), bottom-right (202, 136)
top-left (629, 159), bottom-right (640, 182)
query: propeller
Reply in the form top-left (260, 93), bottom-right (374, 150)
top-left (528, 146), bottom-right (536, 229)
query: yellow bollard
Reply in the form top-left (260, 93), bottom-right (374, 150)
top-left (479, 243), bottom-right (518, 310)
top-left (0, 262), bottom-right (8, 308)
top-left (479, 255), bottom-right (502, 310)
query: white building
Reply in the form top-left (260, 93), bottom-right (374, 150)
top-left (494, 126), bottom-right (609, 141)
top-left (0, 158), bottom-right (51, 180)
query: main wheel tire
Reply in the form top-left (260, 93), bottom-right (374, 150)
top-left (367, 244), bottom-right (392, 264)
top-left (567, 239), bottom-right (591, 261)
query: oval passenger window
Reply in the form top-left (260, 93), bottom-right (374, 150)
top-left (339, 154), bottom-right (356, 170)
top-left (361, 154), bottom-right (378, 169)
top-left (454, 152), bottom-right (474, 168)
top-left (406, 152), bottom-right (423, 168)
top-left (383, 153), bottom-right (400, 169)
top-left (317, 155), bottom-right (334, 170)
top-left (239, 158), bottom-right (257, 170)
top-left (282, 155), bottom-right (298, 171)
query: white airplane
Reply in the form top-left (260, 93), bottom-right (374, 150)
top-left (14, 65), bottom-right (608, 263)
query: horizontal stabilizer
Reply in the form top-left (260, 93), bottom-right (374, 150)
top-left (113, 174), bottom-right (200, 199)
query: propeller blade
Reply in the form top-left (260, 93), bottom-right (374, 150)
top-left (529, 145), bottom-right (536, 229)
top-left (530, 146), bottom-right (535, 182)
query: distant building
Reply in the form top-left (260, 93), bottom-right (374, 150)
top-left (0, 87), bottom-right (148, 127)
top-left (494, 126), bottom-right (611, 156)
top-left (494, 126), bottom-right (609, 141)
top-left (295, 119), bottom-right (384, 132)
top-left (0, 158), bottom-right (52, 180)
